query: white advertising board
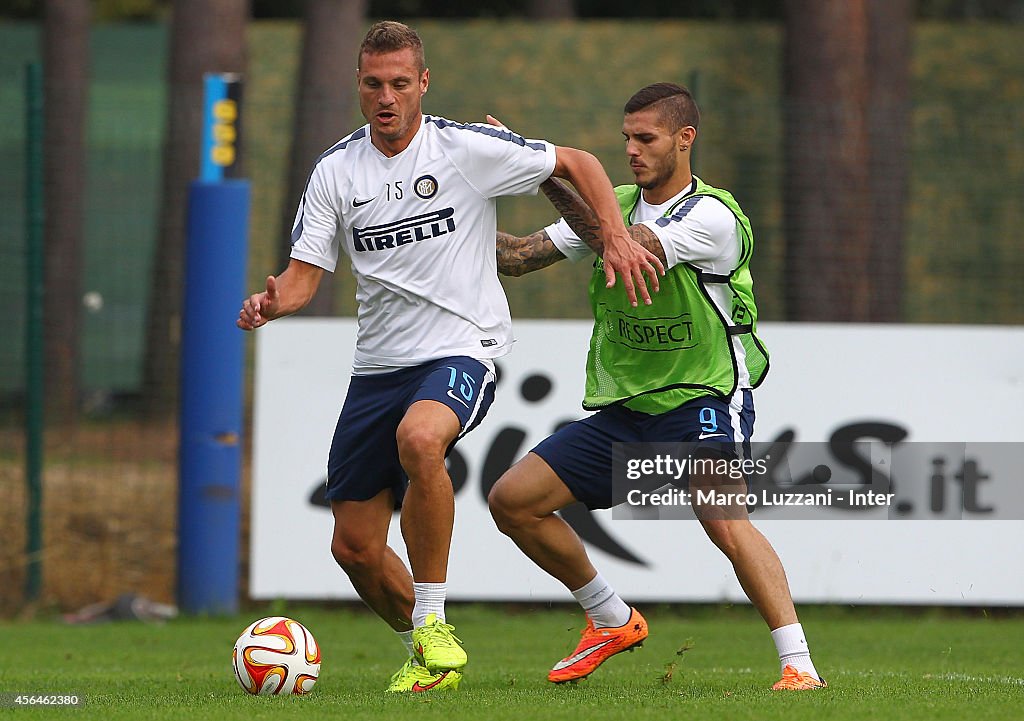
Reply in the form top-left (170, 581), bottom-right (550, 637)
top-left (251, 320), bottom-right (1024, 605)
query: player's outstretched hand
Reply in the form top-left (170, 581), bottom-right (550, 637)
top-left (237, 275), bottom-right (279, 331)
top-left (601, 232), bottom-right (664, 307)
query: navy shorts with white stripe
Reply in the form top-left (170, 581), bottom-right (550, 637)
top-left (531, 389), bottom-right (754, 510)
top-left (325, 355), bottom-right (495, 505)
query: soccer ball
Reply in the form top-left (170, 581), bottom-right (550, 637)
top-left (232, 616), bottom-right (321, 695)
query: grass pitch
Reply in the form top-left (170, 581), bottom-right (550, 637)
top-left (1, 604), bottom-right (1021, 720)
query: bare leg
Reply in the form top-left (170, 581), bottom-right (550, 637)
top-left (330, 491), bottom-right (414, 631)
top-left (702, 518), bottom-right (798, 628)
top-left (396, 400), bottom-right (461, 583)
top-left (488, 452), bottom-right (596, 591)
top-left (692, 467), bottom-right (798, 630)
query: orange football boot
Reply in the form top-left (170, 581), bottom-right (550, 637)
top-left (547, 608), bottom-right (648, 683)
top-left (771, 664), bottom-right (827, 690)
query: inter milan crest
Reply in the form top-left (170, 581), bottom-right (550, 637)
top-left (414, 174), bottom-right (438, 200)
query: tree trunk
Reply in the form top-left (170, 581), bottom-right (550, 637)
top-left (143, 0), bottom-right (249, 417)
top-left (783, 0), bottom-right (872, 321)
top-left (527, 0), bottom-right (575, 19)
top-left (277, 0), bottom-right (367, 316)
top-left (866, 0), bottom-right (912, 321)
top-left (42, 0), bottom-right (90, 423)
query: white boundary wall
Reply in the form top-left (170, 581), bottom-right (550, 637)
top-left (251, 320), bottom-right (1024, 605)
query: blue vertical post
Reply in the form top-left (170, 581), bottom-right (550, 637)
top-left (178, 74), bottom-right (248, 614)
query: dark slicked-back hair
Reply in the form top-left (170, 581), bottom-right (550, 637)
top-left (624, 83), bottom-right (700, 133)
top-left (358, 21), bottom-right (426, 72)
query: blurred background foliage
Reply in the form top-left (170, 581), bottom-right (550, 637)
top-left (1, 0), bottom-right (1024, 20)
top-left (0, 8), bottom-right (1021, 613)
top-left (2, 19), bottom-right (1022, 395)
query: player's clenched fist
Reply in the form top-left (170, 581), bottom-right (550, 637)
top-left (237, 275), bottom-right (279, 331)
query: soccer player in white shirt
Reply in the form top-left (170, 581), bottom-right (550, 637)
top-left (237, 21), bottom-right (662, 693)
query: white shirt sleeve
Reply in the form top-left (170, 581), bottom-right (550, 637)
top-left (289, 161), bottom-right (342, 272)
top-left (454, 124), bottom-right (557, 199)
top-left (642, 195), bottom-right (739, 273)
top-left (544, 218), bottom-right (594, 263)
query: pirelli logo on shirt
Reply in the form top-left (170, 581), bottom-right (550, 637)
top-left (353, 208), bottom-right (456, 252)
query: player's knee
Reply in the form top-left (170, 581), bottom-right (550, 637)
top-left (702, 519), bottom-right (740, 557)
top-left (395, 422), bottom-right (447, 474)
top-left (330, 535), bottom-right (382, 575)
top-left (487, 480), bottom-right (514, 531)
top-left (487, 476), bottom-right (530, 534)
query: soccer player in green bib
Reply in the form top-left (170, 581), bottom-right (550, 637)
top-left (490, 83), bottom-right (826, 691)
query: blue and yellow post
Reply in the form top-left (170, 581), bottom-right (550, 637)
top-left (177, 74), bottom-right (249, 614)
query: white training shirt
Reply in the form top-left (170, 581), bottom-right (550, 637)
top-left (290, 115), bottom-right (556, 373)
top-left (544, 178), bottom-right (739, 272)
top-left (544, 177), bottom-right (752, 388)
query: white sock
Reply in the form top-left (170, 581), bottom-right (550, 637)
top-left (412, 582), bottom-right (447, 628)
top-left (771, 623), bottom-right (819, 678)
top-left (570, 572), bottom-right (632, 628)
top-left (396, 629), bottom-right (420, 664)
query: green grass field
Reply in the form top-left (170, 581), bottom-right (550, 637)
top-left (2, 604), bottom-right (1022, 720)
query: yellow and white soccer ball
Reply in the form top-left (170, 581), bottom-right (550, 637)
top-left (232, 616), bottom-right (321, 695)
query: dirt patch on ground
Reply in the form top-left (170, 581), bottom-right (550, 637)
top-left (0, 420), bottom-right (251, 617)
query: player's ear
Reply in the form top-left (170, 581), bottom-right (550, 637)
top-left (421, 67), bottom-right (430, 95)
top-left (677, 126), bottom-right (696, 152)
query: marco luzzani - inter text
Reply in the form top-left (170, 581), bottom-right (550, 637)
top-left (623, 455), bottom-right (895, 508)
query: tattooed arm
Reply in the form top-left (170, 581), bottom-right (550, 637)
top-left (494, 177), bottom-right (670, 277)
top-left (496, 228), bottom-right (566, 277)
top-left (540, 177), bottom-right (668, 265)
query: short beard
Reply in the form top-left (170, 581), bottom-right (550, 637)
top-left (638, 155), bottom-right (676, 191)
top-left (375, 120), bottom-right (410, 142)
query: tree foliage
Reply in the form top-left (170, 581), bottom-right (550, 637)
top-left (2, 0), bottom-right (1022, 20)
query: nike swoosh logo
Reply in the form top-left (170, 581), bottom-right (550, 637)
top-left (352, 197), bottom-right (375, 207)
top-left (550, 638), bottom-right (614, 671)
top-left (446, 389), bottom-right (470, 409)
top-left (412, 671), bottom-right (451, 692)
top-left (698, 432), bottom-right (728, 440)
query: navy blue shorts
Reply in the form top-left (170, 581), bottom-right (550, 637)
top-left (532, 390), bottom-right (755, 510)
top-left (325, 356), bottom-right (496, 505)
